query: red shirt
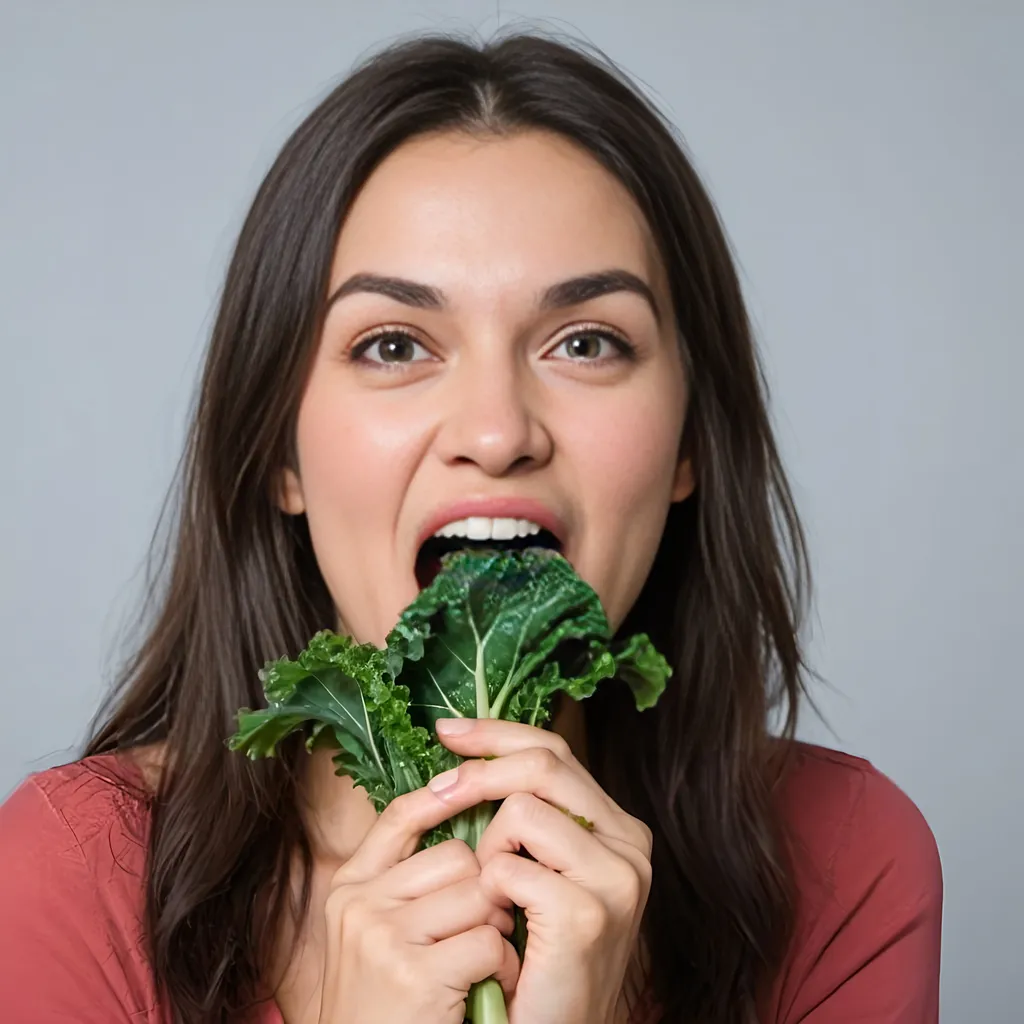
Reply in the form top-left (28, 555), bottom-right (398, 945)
top-left (0, 743), bottom-right (941, 1022)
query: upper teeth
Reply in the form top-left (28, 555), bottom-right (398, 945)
top-left (434, 517), bottom-right (544, 541)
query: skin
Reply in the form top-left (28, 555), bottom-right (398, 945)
top-left (274, 128), bottom-right (694, 1024)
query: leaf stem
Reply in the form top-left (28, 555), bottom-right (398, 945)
top-left (474, 630), bottom-right (490, 718)
top-left (450, 800), bottom-right (507, 1023)
top-left (465, 978), bottom-right (508, 1023)
top-left (449, 801), bottom-right (495, 853)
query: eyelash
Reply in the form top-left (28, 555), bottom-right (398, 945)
top-left (347, 324), bottom-right (637, 370)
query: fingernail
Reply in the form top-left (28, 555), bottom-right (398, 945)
top-left (428, 766), bottom-right (460, 794)
top-left (435, 717), bottom-right (474, 736)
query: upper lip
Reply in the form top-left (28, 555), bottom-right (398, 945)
top-left (415, 497), bottom-right (568, 552)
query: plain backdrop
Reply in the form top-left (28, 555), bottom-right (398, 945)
top-left (2, 2), bottom-right (1021, 1020)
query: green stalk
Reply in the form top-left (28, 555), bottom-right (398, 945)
top-left (451, 802), bottom-right (509, 1024)
top-left (465, 978), bottom-right (507, 1021)
top-left (450, 801), bottom-right (496, 850)
top-left (458, 639), bottom-right (510, 1024)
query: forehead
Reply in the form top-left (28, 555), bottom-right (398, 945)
top-left (331, 129), bottom-right (663, 296)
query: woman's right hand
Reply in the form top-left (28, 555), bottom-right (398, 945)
top-left (317, 783), bottom-right (520, 1024)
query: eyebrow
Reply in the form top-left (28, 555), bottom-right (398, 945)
top-left (325, 268), bottom-right (662, 324)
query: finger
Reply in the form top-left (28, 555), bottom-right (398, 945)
top-left (474, 790), bottom-right (615, 877)
top-left (479, 851), bottom-right (600, 937)
top-left (338, 778), bottom-right (516, 882)
top-left (434, 718), bottom-right (654, 853)
top-left (398, 875), bottom-right (515, 942)
top-left (373, 839), bottom-right (480, 901)
top-left (477, 794), bottom-right (650, 920)
top-left (429, 746), bottom-right (640, 849)
top-left (426, 925), bottom-right (521, 1000)
top-left (436, 717), bottom-right (578, 764)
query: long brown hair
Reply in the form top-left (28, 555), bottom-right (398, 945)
top-left (87, 28), bottom-right (811, 1024)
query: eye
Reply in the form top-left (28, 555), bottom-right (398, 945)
top-left (349, 329), bottom-right (434, 367)
top-left (546, 327), bottom-right (635, 364)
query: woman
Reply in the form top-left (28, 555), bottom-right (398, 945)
top-left (0, 29), bottom-right (942, 1024)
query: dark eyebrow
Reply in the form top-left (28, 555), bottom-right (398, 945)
top-left (326, 268), bottom-right (661, 324)
top-left (540, 269), bottom-right (661, 324)
top-left (327, 273), bottom-right (444, 311)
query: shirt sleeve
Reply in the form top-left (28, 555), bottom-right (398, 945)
top-left (782, 765), bottom-right (943, 1023)
top-left (0, 776), bottom-right (141, 1022)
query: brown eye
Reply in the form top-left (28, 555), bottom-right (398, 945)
top-left (351, 330), bottom-right (432, 366)
top-left (564, 334), bottom-right (604, 359)
top-left (548, 328), bottom-right (634, 363)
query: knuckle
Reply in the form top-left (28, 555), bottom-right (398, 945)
top-left (323, 883), bottom-right (356, 924)
top-left (546, 732), bottom-right (574, 763)
top-left (612, 863), bottom-right (645, 914)
top-left (501, 790), bottom-right (541, 822)
top-left (575, 895), bottom-right (610, 945)
top-left (476, 924), bottom-right (506, 968)
top-left (525, 746), bottom-right (560, 778)
top-left (634, 856), bottom-right (653, 898)
top-left (456, 757), bottom-right (484, 786)
top-left (329, 892), bottom-right (393, 954)
top-left (481, 850), bottom-right (518, 886)
top-left (381, 790), bottom-right (420, 827)
top-left (336, 892), bottom-right (374, 931)
top-left (631, 817), bottom-right (654, 857)
top-left (440, 837), bottom-right (480, 875)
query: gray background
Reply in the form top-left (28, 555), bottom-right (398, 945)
top-left (2, 2), bottom-right (1020, 1020)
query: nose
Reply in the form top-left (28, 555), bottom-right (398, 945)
top-left (433, 352), bottom-right (553, 477)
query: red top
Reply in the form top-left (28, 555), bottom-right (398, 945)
top-left (0, 743), bottom-right (941, 1022)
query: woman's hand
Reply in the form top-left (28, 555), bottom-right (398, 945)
top-left (317, 783), bottom-right (520, 1024)
top-left (431, 718), bottom-right (653, 1024)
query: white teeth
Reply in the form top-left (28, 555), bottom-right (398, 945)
top-left (491, 517), bottom-right (518, 541)
top-left (518, 519), bottom-right (541, 537)
top-left (433, 516), bottom-right (546, 541)
top-left (466, 516), bottom-right (491, 541)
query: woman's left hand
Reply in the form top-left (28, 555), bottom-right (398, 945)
top-left (431, 717), bottom-right (653, 1024)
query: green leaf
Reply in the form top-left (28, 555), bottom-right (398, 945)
top-left (227, 631), bottom-right (436, 811)
top-left (611, 632), bottom-right (672, 710)
top-left (387, 548), bottom-right (669, 733)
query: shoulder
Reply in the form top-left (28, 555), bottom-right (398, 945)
top-left (775, 741), bottom-right (942, 898)
top-left (0, 752), bottom-right (156, 1021)
top-left (1, 751), bottom-right (152, 879)
top-left (6, 747), bottom-right (151, 821)
top-left (764, 742), bottom-right (942, 1022)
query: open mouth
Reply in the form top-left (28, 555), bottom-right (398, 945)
top-left (415, 519), bottom-right (563, 589)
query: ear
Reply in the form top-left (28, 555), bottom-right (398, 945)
top-left (275, 466), bottom-right (306, 515)
top-left (671, 455), bottom-right (695, 503)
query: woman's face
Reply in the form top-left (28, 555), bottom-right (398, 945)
top-left (280, 129), bottom-right (693, 647)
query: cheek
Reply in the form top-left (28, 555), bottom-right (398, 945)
top-left (562, 378), bottom-right (685, 621)
top-left (291, 377), bottom-right (425, 636)
top-left (594, 417), bottom-right (681, 497)
top-left (572, 383), bottom-right (684, 519)
top-left (293, 385), bottom-right (389, 525)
